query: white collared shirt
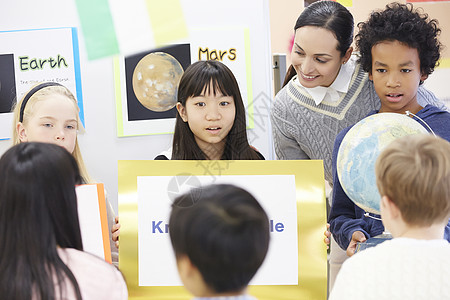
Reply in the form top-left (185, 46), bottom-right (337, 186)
top-left (293, 55), bottom-right (357, 105)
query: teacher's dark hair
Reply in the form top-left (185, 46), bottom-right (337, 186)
top-left (0, 142), bottom-right (83, 300)
top-left (283, 0), bottom-right (354, 87)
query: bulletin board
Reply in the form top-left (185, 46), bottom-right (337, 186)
top-left (0, 27), bottom-right (84, 139)
top-left (0, 0), bottom-right (275, 214)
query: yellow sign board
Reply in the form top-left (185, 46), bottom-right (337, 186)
top-left (118, 160), bottom-right (327, 299)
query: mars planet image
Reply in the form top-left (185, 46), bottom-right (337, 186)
top-left (132, 52), bottom-right (183, 112)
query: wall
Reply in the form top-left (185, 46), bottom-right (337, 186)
top-left (1, 0), bottom-right (449, 212)
top-left (0, 0), bottom-right (274, 213)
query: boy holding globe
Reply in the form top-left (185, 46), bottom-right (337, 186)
top-left (330, 134), bottom-right (450, 299)
top-left (329, 3), bottom-right (450, 257)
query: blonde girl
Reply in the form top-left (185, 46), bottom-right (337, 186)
top-left (12, 82), bottom-right (119, 263)
top-left (13, 82), bottom-right (92, 182)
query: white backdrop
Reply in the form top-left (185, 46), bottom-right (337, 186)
top-left (0, 0), bottom-right (274, 213)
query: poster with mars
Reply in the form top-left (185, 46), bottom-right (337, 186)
top-left (113, 27), bottom-right (252, 136)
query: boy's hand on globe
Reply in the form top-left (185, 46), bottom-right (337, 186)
top-left (347, 231), bottom-right (366, 257)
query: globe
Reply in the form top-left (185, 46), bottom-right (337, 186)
top-left (337, 113), bottom-right (429, 214)
top-left (132, 52), bottom-right (183, 112)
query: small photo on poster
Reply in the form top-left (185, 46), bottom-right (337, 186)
top-left (0, 54), bottom-right (16, 114)
top-left (115, 43), bottom-right (191, 136)
top-left (124, 44), bottom-right (190, 121)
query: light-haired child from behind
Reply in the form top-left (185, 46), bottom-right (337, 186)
top-left (330, 134), bottom-right (450, 299)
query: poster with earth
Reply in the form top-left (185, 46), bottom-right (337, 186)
top-left (0, 27), bottom-right (83, 139)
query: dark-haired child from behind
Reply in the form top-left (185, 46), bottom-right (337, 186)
top-left (169, 184), bottom-right (270, 300)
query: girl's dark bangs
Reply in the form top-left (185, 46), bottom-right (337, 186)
top-left (189, 65), bottom-right (233, 97)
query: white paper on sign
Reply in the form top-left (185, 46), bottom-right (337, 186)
top-left (76, 184), bottom-right (106, 260)
top-left (138, 174), bottom-right (298, 286)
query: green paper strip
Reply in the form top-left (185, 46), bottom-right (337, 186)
top-left (145, 0), bottom-right (188, 46)
top-left (75, 0), bottom-right (119, 60)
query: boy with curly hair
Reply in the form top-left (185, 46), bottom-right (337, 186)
top-left (330, 134), bottom-right (450, 299)
top-left (329, 2), bottom-right (450, 257)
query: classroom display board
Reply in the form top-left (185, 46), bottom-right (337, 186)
top-left (118, 160), bottom-right (327, 299)
top-left (0, 27), bottom-right (84, 139)
top-left (113, 26), bottom-right (256, 137)
top-left (0, 0), bottom-right (274, 215)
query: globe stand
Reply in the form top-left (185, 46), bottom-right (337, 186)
top-left (355, 232), bottom-right (392, 253)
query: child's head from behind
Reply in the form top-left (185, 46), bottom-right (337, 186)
top-left (376, 134), bottom-right (450, 232)
top-left (356, 3), bottom-right (441, 114)
top-left (169, 184), bottom-right (270, 296)
top-left (173, 60), bottom-right (252, 160)
top-left (0, 142), bottom-right (83, 252)
top-left (13, 82), bottom-right (91, 182)
top-left (0, 142), bottom-right (83, 299)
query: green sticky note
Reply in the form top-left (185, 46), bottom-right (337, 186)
top-left (75, 0), bottom-right (120, 60)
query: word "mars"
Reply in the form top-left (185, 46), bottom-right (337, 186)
top-left (198, 47), bottom-right (237, 61)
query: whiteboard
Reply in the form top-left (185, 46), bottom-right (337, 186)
top-left (0, 0), bottom-right (274, 213)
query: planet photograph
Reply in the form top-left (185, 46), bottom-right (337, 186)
top-left (132, 52), bottom-right (183, 112)
top-left (124, 43), bottom-right (191, 122)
